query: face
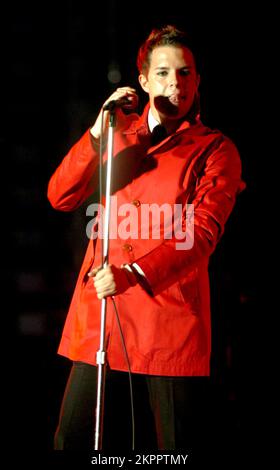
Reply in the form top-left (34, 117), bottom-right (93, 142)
top-left (139, 45), bottom-right (200, 124)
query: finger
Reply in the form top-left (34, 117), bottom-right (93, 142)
top-left (89, 266), bottom-right (109, 280)
top-left (88, 266), bottom-right (102, 277)
top-left (110, 88), bottom-right (137, 101)
top-left (116, 87), bottom-right (136, 92)
top-left (96, 286), bottom-right (117, 299)
top-left (93, 277), bottom-right (115, 291)
top-left (94, 265), bottom-right (114, 281)
top-left (103, 89), bottom-right (138, 113)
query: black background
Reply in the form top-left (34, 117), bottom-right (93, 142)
top-left (7, 0), bottom-right (269, 460)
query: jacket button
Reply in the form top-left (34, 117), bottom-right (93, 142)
top-left (122, 243), bottom-right (133, 252)
top-left (132, 199), bottom-right (141, 207)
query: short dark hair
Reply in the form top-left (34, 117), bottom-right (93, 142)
top-left (137, 25), bottom-right (196, 74)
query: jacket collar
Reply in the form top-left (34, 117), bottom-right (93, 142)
top-left (123, 103), bottom-right (203, 138)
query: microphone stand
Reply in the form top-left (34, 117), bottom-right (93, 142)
top-left (94, 109), bottom-right (116, 450)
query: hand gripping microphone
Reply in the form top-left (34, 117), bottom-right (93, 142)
top-left (103, 97), bottom-right (131, 111)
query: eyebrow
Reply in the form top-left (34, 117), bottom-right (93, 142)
top-left (154, 66), bottom-right (192, 70)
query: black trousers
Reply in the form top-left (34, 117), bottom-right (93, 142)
top-left (54, 362), bottom-right (211, 450)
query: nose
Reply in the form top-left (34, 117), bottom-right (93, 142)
top-left (168, 70), bottom-right (180, 89)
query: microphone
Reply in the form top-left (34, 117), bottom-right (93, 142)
top-left (103, 97), bottom-right (130, 111)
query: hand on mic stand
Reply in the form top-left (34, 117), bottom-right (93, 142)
top-left (90, 86), bottom-right (138, 141)
top-left (103, 96), bottom-right (132, 111)
top-left (88, 264), bottom-right (138, 299)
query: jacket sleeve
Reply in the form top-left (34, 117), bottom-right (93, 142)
top-left (47, 130), bottom-right (100, 211)
top-left (135, 136), bottom-right (246, 295)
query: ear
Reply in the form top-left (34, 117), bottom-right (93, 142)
top-left (138, 74), bottom-right (149, 94)
top-left (196, 74), bottom-right (201, 90)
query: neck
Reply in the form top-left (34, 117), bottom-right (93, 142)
top-left (162, 119), bottom-right (184, 134)
top-left (150, 108), bottom-right (187, 134)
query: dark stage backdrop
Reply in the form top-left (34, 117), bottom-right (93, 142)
top-left (7, 0), bottom-right (267, 460)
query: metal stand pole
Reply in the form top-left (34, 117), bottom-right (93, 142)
top-left (94, 110), bottom-right (116, 450)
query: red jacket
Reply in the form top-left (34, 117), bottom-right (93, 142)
top-left (47, 105), bottom-right (244, 376)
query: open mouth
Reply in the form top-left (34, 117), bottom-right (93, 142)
top-left (168, 94), bottom-right (185, 105)
top-left (154, 95), bottom-right (185, 116)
